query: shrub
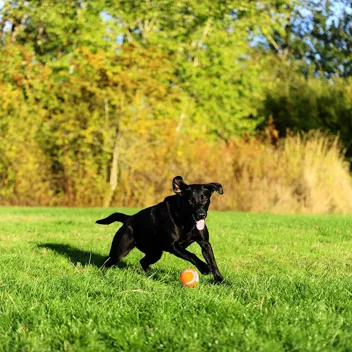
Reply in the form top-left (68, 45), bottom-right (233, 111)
top-left (111, 131), bottom-right (352, 214)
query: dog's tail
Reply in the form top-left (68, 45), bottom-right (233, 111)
top-left (96, 212), bottom-right (130, 225)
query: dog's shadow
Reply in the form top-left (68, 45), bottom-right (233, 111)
top-left (37, 243), bottom-right (232, 286)
top-left (37, 243), bottom-right (129, 269)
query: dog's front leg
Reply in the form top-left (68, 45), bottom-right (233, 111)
top-left (169, 245), bottom-right (211, 275)
top-left (199, 241), bottom-right (224, 283)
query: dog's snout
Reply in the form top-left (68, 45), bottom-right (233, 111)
top-left (196, 209), bottom-right (206, 219)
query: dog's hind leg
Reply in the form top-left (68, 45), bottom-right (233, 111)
top-left (140, 251), bottom-right (163, 273)
top-left (103, 226), bottom-right (135, 268)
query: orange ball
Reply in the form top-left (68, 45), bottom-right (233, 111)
top-left (180, 269), bottom-right (199, 287)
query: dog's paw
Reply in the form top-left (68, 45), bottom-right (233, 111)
top-left (213, 275), bottom-right (224, 283)
top-left (143, 267), bottom-right (152, 275)
top-left (199, 262), bottom-right (212, 275)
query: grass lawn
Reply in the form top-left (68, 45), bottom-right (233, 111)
top-left (1, 207), bottom-right (352, 351)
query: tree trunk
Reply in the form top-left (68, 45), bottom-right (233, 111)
top-left (103, 130), bottom-right (120, 208)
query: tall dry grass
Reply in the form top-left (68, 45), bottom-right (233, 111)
top-left (211, 131), bottom-right (352, 213)
top-left (2, 131), bottom-right (352, 213)
top-left (109, 131), bottom-right (352, 214)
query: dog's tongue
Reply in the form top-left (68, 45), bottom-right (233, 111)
top-left (196, 219), bottom-right (205, 230)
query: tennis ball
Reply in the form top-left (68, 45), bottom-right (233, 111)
top-left (180, 269), bottom-right (199, 287)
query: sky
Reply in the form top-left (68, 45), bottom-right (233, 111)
top-left (0, 0), bottom-right (11, 32)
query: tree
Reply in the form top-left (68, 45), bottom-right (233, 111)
top-left (256, 0), bottom-right (352, 77)
top-left (104, 0), bottom-right (294, 140)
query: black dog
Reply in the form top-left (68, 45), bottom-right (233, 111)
top-left (96, 176), bottom-right (224, 282)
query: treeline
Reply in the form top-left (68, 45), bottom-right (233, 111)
top-left (0, 1), bottom-right (352, 211)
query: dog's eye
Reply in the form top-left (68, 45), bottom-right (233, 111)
top-left (189, 197), bottom-right (196, 204)
top-left (201, 196), bottom-right (208, 204)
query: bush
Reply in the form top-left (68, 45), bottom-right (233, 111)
top-left (261, 75), bottom-right (352, 158)
top-left (227, 132), bottom-right (352, 213)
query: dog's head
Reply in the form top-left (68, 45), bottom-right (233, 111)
top-left (172, 176), bottom-right (223, 231)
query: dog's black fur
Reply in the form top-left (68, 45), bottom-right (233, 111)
top-left (96, 176), bottom-right (224, 282)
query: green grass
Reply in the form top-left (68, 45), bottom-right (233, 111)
top-left (1, 207), bottom-right (352, 351)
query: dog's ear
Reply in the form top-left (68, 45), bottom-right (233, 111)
top-left (205, 183), bottom-right (224, 195)
top-left (172, 176), bottom-right (190, 195)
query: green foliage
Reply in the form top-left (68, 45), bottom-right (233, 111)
top-left (1, 0), bottom-right (352, 208)
top-left (1, 0), bottom-right (110, 59)
top-left (303, 0), bottom-right (352, 77)
top-left (97, 0), bottom-right (279, 139)
top-left (257, 0), bottom-right (352, 77)
top-left (260, 67), bottom-right (352, 157)
top-left (2, 207), bottom-right (352, 350)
